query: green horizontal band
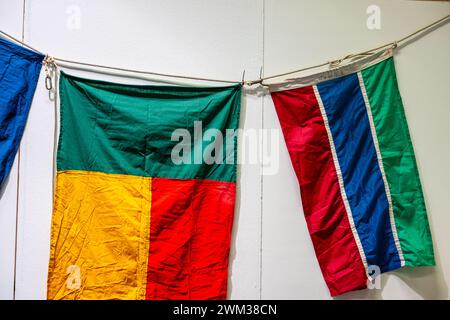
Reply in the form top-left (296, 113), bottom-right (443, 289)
top-left (57, 71), bottom-right (241, 182)
top-left (361, 58), bottom-right (435, 266)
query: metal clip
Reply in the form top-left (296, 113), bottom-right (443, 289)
top-left (45, 74), bottom-right (53, 90)
top-left (43, 55), bottom-right (57, 101)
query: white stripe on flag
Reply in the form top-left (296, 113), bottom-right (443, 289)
top-left (357, 71), bottom-right (405, 267)
top-left (313, 85), bottom-right (369, 272)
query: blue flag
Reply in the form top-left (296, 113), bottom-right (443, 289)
top-left (0, 37), bottom-right (44, 188)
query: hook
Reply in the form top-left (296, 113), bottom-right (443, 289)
top-left (241, 70), bottom-right (246, 85)
top-left (258, 66), bottom-right (263, 86)
top-left (243, 66), bottom-right (268, 87)
top-left (258, 66), bottom-right (269, 87)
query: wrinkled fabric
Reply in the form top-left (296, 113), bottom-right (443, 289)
top-left (271, 57), bottom-right (434, 297)
top-left (272, 85), bottom-right (368, 297)
top-left (48, 72), bottom-right (241, 300)
top-left (360, 59), bottom-right (434, 267)
top-left (0, 37), bottom-right (44, 188)
top-left (48, 171), bottom-right (151, 300)
top-left (317, 73), bottom-right (401, 272)
top-left (146, 178), bottom-right (236, 300)
top-left (57, 71), bottom-right (241, 182)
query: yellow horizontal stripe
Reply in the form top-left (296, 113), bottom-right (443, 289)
top-left (47, 170), bottom-right (151, 300)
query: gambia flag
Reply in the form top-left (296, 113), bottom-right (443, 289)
top-left (47, 72), bottom-right (241, 300)
top-left (271, 53), bottom-right (435, 296)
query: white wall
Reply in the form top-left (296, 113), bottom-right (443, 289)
top-left (0, 0), bottom-right (23, 300)
top-left (0, 0), bottom-right (449, 300)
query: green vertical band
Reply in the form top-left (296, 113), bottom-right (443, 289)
top-left (361, 58), bottom-right (435, 267)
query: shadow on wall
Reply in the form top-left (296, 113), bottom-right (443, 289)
top-left (334, 265), bottom-right (447, 300)
top-left (395, 265), bottom-right (448, 299)
top-left (387, 155), bottom-right (450, 300)
top-left (336, 162), bottom-right (447, 300)
top-left (227, 85), bottom-right (267, 299)
top-left (0, 173), bottom-right (12, 200)
top-left (226, 83), bottom-right (449, 300)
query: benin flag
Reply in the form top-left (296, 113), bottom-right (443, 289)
top-left (271, 52), bottom-right (435, 296)
top-left (47, 72), bottom-right (241, 300)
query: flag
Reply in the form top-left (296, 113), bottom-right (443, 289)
top-left (47, 71), bottom-right (241, 299)
top-left (271, 53), bottom-right (435, 296)
top-left (0, 37), bottom-right (44, 188)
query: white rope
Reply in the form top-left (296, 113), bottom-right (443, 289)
top-left (260, 13), bottom-right (450, 84)
top-left (0, 14), bottom-right (449, 86)
top-left (53, 57), bottom-right (239, 84)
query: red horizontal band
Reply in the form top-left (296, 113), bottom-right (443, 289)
top-left (146, 177), bottom-right (236, 300)
top-left (272, 86), bottom-right (367, 296)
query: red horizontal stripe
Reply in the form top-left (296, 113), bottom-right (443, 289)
top-left (146, 177), bottom-right (236, 300)
top-left (272, 86), bottom-right (367, 296)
